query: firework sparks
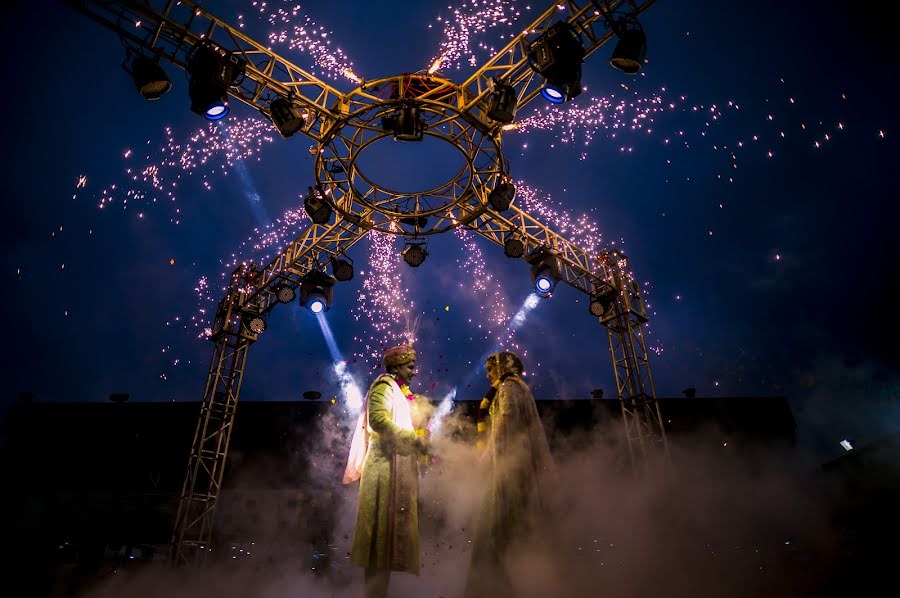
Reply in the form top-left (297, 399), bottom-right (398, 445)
top-left (515, 183), bottom-right (607, 256)
top-left (454, 227), bottom-right (510, 335)
top-left (427, 0), bottom-right (528, 71)
top-left (53, 0), bottom-right (886, 398)
top-left (83, 117), bottom-right (275, 222)
top-left (351, 231), bottom-right (416, 372)
top-left (510, 77), bottom-right (855, 186)
top-left (513, 88), bottom-right (665, 152)
top-left (241, 0), bottom-right (361, 83)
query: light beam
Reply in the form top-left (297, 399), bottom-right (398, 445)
top-left (316, 312), bottom-right (364, 412)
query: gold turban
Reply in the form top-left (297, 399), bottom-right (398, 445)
top-left (383, 344), bottom-right (416, 367)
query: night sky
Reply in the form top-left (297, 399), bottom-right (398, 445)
top-left (3, 0), bottom-right (898, 461)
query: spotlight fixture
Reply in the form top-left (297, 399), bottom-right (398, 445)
top-left (308, 296), bottom-right (326, 314)
top-left (394, 104), bottom-right (424, 141)
top-left (330, 255), bottom-right (354, 282)
top-left (402, 240), bottom-right (428, 267)
top-left (487, 81), bottom-right (517, 123)
top-left (488, 181), bottom-right (516, 211)
top-left (128, 55), bottom-right (171, 100)
top-left (275, 284), bottom-right (296, 304)
top-left (380, 112), bottom-right (398, 133)
top-left (527, 22), bottom-right (585, 103)
top-left (268, 96), bottom-right (305, 138)
top-left (610, 23), bottom-right (647, 75)
top-left (589, 285), bottom-right (618, 317)
top-left (187, 41), bottom-right (246, 121)
top-left (527, 249), bottom-right (561, 297)
top-left (247, 315), bottom-right (267, 334)
top-left (300, 270), bottom-right (336, 314)
top-left (503, 231), bottom-right (526, 258)
top-left (304, 185), bottom-right (332, 225)
top-left (241, 303), bottom-right (267, 333)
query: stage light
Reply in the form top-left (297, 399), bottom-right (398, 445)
top-left (488, 181), bottom-right (516, 211)
top-left (275, 284), bottom-right (296, 304)
top-left (241, 302), bottom-right (267, 333)
top-left (380, 112), bottom-right (398, 133)
top-left (610, 25), bottom-right (647, 75)
top-left (247, 315), bottom-right (267, 334)
top-left (487, 82), bottom-right (517, 123)
top-left (300, 270), bottom-right (336, 313)
top-left (504, 231), bottom-right (526, 258)
top-left (402, 241), bottom-right (428, 267)
top-left (535, 275), bottom-right (554, 294)
top-left (527, 22), bottom-right (585, 103)
top-left (308, 296), bottom-right (326, 314)
top-left (187, 42), bottom-right (245, 121)
top-left (128, 55), bottom-right (171, 100)
top-left (589, 285), bottom-right (618, 317)
top-left (330, 256), bottom-right (354, 282)
top-left (540, 84), bottom-right (565, 104)
top-left (394, 104), bottom-right (424, 141)
top-left (268, 97), bottom-right (305, 138)
top-left (527, 250), bottom-right (561, 297)
top-left (304, 185), bottom-right (332, 225)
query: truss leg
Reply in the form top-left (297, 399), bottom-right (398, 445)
top-left (605, 306), bottom-right (668, 469)
top-left (170, 296), bottom-right (254, 566)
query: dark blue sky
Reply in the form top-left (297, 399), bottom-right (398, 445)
top-left (3, 0), bottom-right (898, 460)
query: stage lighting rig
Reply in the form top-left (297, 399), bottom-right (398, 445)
top-left (402, 240), bottom-right (428, 267)
top-left (247, 315), bottom-right (267, 334)
top-left (503, 231), bottom-right (526, 258)
top-left (187, 41), bottom-right (245, 120)
top-left (268, 96), bottom-right (305, 138)
top-left (610, 21), bottom-right (647, 74)
top-left (300, 270), bottom-right (336, 314)
top-left (241, 303), bottom-right (267, 334)
top-left (394, 104), bottom-right (424, 141)
top-left (589, 284), bottom-right (618, 317)
top-left (304, 185), bottom-right (333, 225)
top-left (330, 255), bottom-right (354, 282)
top-left (275, 284), bottom-right (296, 304)
top-left (487, 80), bottom-right (517, 123)
top-left (527, 249), bottom-right (561, 297)
top-left (527, 22), bottom-right (585, 103)
top-left (488, 180), bottom-right (516, 211)
top-left (126, 54), bottom-right (171, 100)
top-left (71, 0), bottom-right (668, 566)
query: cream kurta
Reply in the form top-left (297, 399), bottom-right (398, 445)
top-left (349, 374), bottom-right (422, 574)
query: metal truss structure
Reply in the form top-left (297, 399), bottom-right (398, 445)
top-left (71, 0), bottom-right (667, 567)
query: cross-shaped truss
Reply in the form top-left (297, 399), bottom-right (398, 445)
top-left (72, 0), bottom-right (667, 566)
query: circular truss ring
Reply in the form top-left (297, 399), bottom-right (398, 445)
top-left (314, 76), bottom-right (509, 236)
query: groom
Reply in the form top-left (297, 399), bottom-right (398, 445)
top-left (344, 344), bottom-right (430, 598)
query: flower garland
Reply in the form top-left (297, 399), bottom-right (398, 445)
top-left (394, 376), bottom-right (416, 402)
